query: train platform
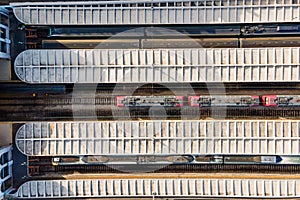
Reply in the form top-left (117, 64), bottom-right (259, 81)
top-left (37, 172), bottom-right (300, 180)
top-left (0, 123), bottom-right (12, 146)
top-left (13, 175), bottom-right (300, 199)
top-left (0, 59), bottom-right (11, 81)
top-left (10, 0), bottom-right (300, 25)
top-left (15, 120), bottom-right (300, 156)
top-left (9, 3), bottom-right (26, 81)
top-left (11, 123), bottom-right (28, 188)
top-left (14, 48), bottom-right (300, 84)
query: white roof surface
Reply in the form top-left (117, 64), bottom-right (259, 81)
top-left (11, 0), bottom-right (300, 25)
top-left (16, 178), bottom-right (300, 198)
top-left (14, 48), bottom-right (300, 83)
top-left (16, 120), bottom-right (300, 156)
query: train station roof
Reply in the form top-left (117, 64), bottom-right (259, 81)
top-left (11, 0), bottom-right (300, 25)
top-left (16, 120), bottom-right (300, 156)
top-left (16, 178), bottom-right (300, 198)
top-left (14, 48), bottom-right (300, 83)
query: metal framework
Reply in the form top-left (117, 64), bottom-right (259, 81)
top-left (14, 48), bottom-right (300, 83)
top-left (11, 0), bottom-right (300, 25)
top-left (16, 120), bottom-right (300, 156)
top-left (0, 7), bottom-right (10, 59)
top-left (0, 146), bottom-right (13, 199)
top-left (16, 179), bottom-right (300, 198)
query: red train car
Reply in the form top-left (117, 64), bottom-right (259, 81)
top-left (116, 96), bottom-right (126, 107)
top-left (261, 95), bottom-right (278, 107)
top-left (174, 96), bottom-right (185, 107)
top-left (262, 95), bottom-right (300, 107)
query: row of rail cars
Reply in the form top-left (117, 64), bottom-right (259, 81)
top-left (46, 25), bottom-right (299, 38)
top-left (116, 95), bottom-right (300, 107)
top-left (51, 155), bottom-right (285, 165)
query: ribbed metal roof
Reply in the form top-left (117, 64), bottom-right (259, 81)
top-left (14, 48), bottom-right (300, 83)
top-left (16, 179), bottom-right (300, 198)
top-left (11, 0), bottom-right (300, 25)
top-left (16, 120), bottom-right (300, 156)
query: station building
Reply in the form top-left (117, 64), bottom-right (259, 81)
top-left (0, 146), bottom-right (13, 200)
top-left (0, 7), bottom-right (10, 81)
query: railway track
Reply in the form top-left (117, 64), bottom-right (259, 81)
top-left (14, 82), bottom-right (300, 94)
top-left (3, 107), bottom-right (300, 121)
top-left (47, 97), bottom-right (114, 105)
top-left (2, 82), bottom-right (300, 95)
top-left (0, 97), bottom-right (115, 106)
top-left (40, 164), bottom-right (300, 175)
top-left (3, 87), bottom-right (300, 106)
top-left (26, 156), bottom-right (300, 177)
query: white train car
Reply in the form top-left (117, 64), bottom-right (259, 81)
top-left (188, 95), bottom-right (260, 107)
top-left (116, 96), bottom-right (185, 107)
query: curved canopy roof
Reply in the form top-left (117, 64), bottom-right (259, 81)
top-left (16, 120), bottom-right (300, 156)
top-left (11, 0), bottom-right (300, 25)
top-left (14, 48), bottom-right (300, 83)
